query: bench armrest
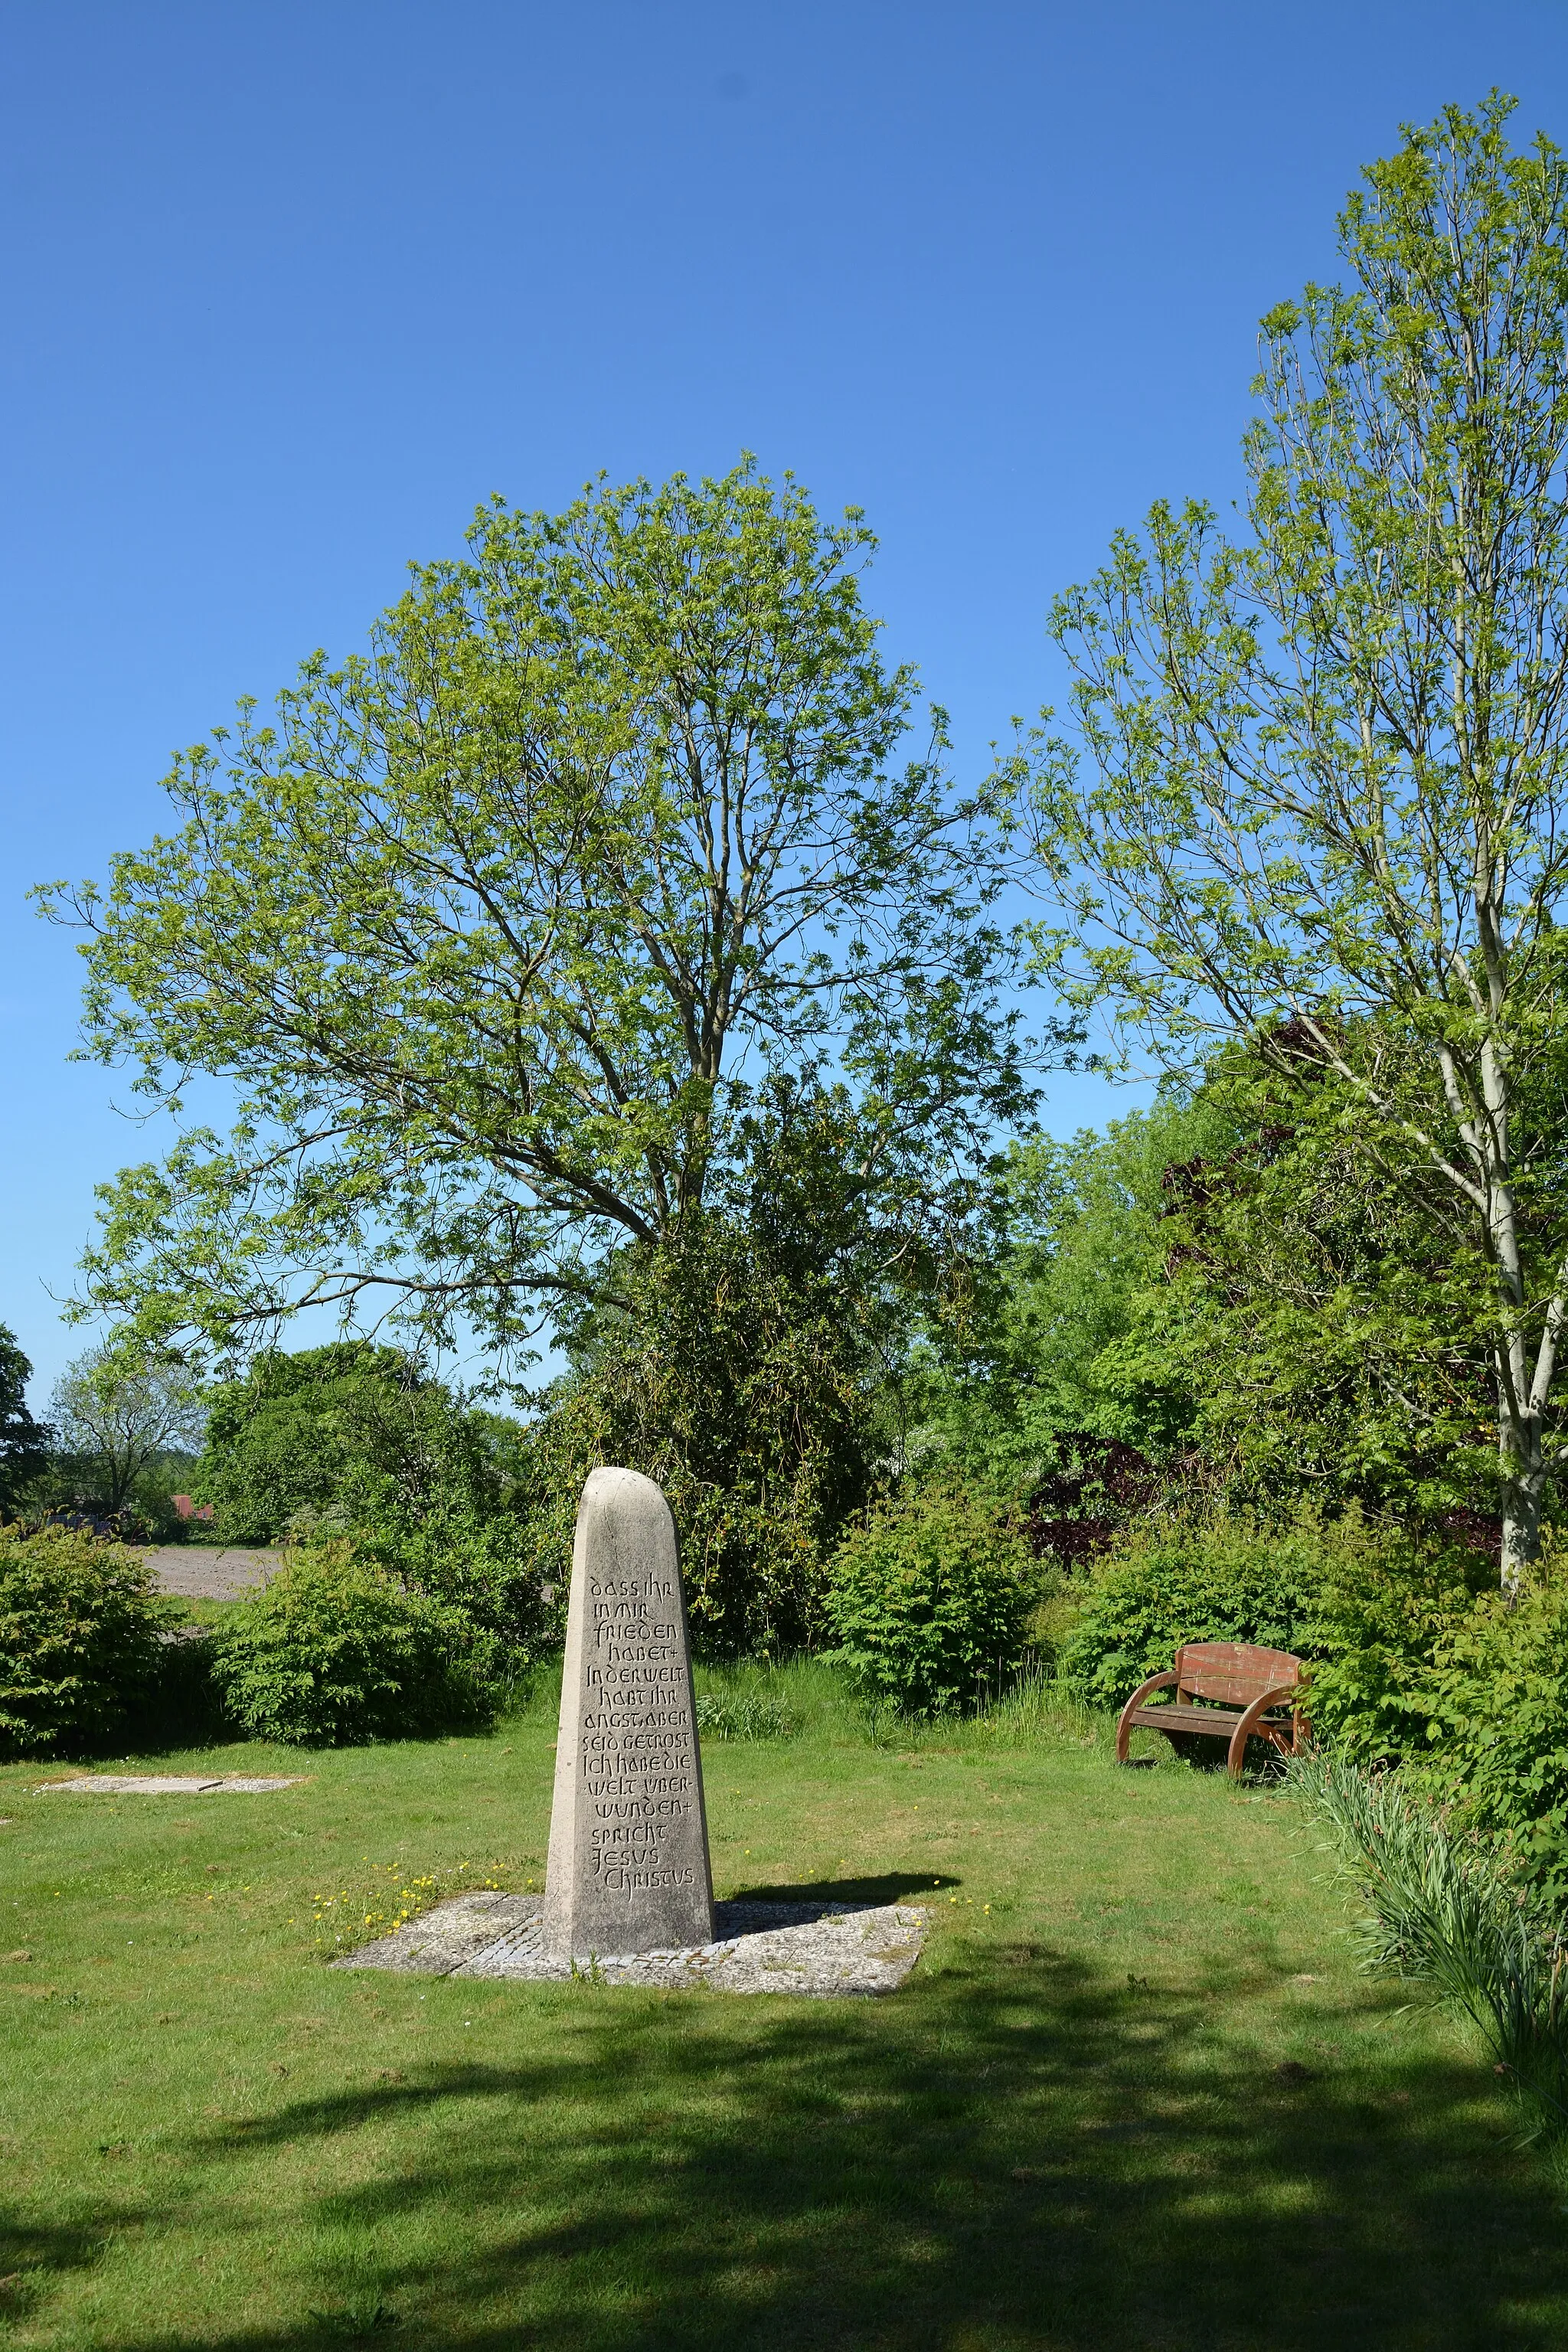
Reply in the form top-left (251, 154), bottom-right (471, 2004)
top-left (1225, 1682), bottom-right (1308, 1777)
top-left (1116, 1669), bottom-right (1178, 1762)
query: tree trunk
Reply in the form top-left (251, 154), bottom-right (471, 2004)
top-left (1500, 1410), bottom-right (1545, 1599)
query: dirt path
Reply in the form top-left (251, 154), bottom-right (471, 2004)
top-left (143, 1545), bottom-right (283, 1599)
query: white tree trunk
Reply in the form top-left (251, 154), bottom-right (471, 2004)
top-left (1499, 1413), bottom-right (1545, 1598)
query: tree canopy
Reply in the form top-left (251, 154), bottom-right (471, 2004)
top-left (48, 462), bottom-right (1032, 1370)
top-left (48, 1344), bottom-right (208, 1515)
top-left (1027, 95), bottom-right (1568, 1580)
top-left (0, 1326), bottom-right (49, 1518)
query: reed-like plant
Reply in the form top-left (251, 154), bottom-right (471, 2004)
top-left (1289, 1750), bottom-right (1568, 2139)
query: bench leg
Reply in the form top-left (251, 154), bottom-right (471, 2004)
top-left (1227, 1692), bottom-right (1298, 1778)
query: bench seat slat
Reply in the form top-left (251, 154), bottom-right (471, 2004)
top-left (1129, 1702), bottom-right (1292, 1737)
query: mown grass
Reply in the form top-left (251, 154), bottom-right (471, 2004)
top-left (2, 1664), bottom-right (1566, 2350)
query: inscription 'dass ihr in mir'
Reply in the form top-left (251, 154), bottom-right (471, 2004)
top-left (541, 1466), bottom-right (714, 1958)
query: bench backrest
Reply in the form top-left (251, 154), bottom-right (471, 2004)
top-left (1175, 1642), bottom-right (1303, 1707)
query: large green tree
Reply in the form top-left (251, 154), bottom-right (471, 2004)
top-left (194, 1341), bottom-right (501, 1544)
top-left (45, 462), bottom-right (1029, 1372)
top-left (0, 1326), bottom-right (49, 1517)
top-left (48, 1344), bottom-right (208, 1516)
top-left (522, 1074), bottom-right (932, 1653)
top-left (1028, 96), bottom-right (1568, 1585)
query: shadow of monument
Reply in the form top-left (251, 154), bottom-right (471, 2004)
top-left (721, 1871), bottom-right (961, 1905)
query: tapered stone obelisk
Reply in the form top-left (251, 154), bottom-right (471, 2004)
top-left (541, 1467), bottom-right (714, 1960)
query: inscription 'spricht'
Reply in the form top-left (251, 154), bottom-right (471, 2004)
top-left (540, 1467), bottom-right (715, 1958)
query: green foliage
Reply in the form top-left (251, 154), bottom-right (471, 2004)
top-left (1058, 1508), bottom-right (1482, 1749)
top-left (196, 1344), bottom-right (550, 1674)
top-left (51, 461), bottom-right (1027, 1371)
top-left (1028, 95), bottom-right (1568, 1574)
top-left (1302, 1535), bottom-right (1482, 1759)
top-left (207, 1548), bottom-right (492, 1746)
top-left (1291, 1749), bottom-right (1568, 2144)
top-left (45, 1341), bottom-right (208, 1517)
top-left (1105, 1046), bottom-right (1507, 1525)
top-left (359, 1502), bottom-right (556, 1684)
top-left (1058, 1514), bottom-right (1328, 1712)
top-left (523, 1190), bottom-right (889, 1657)
top-left (197, 1343), bottom-right (478, 1544)
top-left (823, 1490), bottom-right (1032, 1717)
top-left (0, 1325), bottom-right (49, 1516)
top-left (0, 1524), bottom-right (168, 1757)
top-left (1415, 1553), bottom-right (1568, 1900)
top-left (906, 1096), bottom-right (1225, 1494)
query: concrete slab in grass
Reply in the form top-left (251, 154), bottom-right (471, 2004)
top-left (34, 1775), bottom-right (302, 1795)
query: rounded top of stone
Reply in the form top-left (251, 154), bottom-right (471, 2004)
top-left (582, 1465), bottom-right (671, 1515)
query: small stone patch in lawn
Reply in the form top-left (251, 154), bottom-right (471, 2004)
top-left (34, 1775), bottom-right (302, 1796)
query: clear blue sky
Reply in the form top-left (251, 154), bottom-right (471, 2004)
top-left (3, 0), bottom-right (1565, 1403)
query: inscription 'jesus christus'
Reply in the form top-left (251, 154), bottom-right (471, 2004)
top-left (541, 1469), bottom-right (714, 1957)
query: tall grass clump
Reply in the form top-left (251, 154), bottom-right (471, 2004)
top-left (1290, 1750), bottom-right (1568, 2141)
top-left (964, 1665), bottom-right (1108, 1752)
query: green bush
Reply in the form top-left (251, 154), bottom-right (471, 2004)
top-left (0, 1525), bottom-right (168, 1757)
top-left (1413, 1553), bottom-right (1568, 1900)
top-left (823, 1491), bottom-right (1032, 1717)
top-left (208, 1547), bottom-right (492, 1746)
top-left (1058, 1513), bottom-right (1328, 1711)
top-left (1058, 1507), bottom-right (1482, 1740)
top-left (1305, 1530), bottom-right (1481, 1756)
top-left (360, 1501), bottom-right (557, 1694)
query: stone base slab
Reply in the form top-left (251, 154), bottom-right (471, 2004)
top-left (336, 1892), bottom-right (927, 1998)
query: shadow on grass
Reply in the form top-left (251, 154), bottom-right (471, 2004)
top-left (37, 1943), bottom-right (1568, 2352)
top-left (722, 1872), bottom-right (959, 1904)
top-left (0, 2210), bottom-right (129, 2325)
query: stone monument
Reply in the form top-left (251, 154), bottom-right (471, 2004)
top-left (541, 1467), bottom-right (714, 1959)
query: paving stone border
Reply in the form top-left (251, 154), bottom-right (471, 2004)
top-left (337, 1890), bottom-right (927, 1997)
top-left (34, 1775), bottom-right (302, 1795)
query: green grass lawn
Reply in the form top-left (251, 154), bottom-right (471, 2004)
top-left (2, 1671), bottom-right (1565, 2351)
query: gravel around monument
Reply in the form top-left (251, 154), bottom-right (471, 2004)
top-left (339, 1890), bottom-right (929, 1996)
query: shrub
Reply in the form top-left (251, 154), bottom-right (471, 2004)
top-left (209, 1547), bottom-right (492, 1745)
top-left (1058, 1512), bottom-right (1328, 1711)
top-left (1413, 1552), bottom-right (1568, 1901)
top-left (0, 1524), bottom-right (167, 1756)
top-left (360, 1501), bottom-right (557, 1694)
top-left (1058, 1507), bottom-right (1480, 1746)
top-left (823, 1491), bottom-right (1032, 1717)
top-left (1305, 1529), bottom-right (1481, 1757)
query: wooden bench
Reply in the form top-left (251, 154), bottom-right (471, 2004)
top-left (1116, 1642), bottom-right (1308, 1778)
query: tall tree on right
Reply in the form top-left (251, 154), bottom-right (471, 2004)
top-left (1029, 96), bottom-right (1568, 1588)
